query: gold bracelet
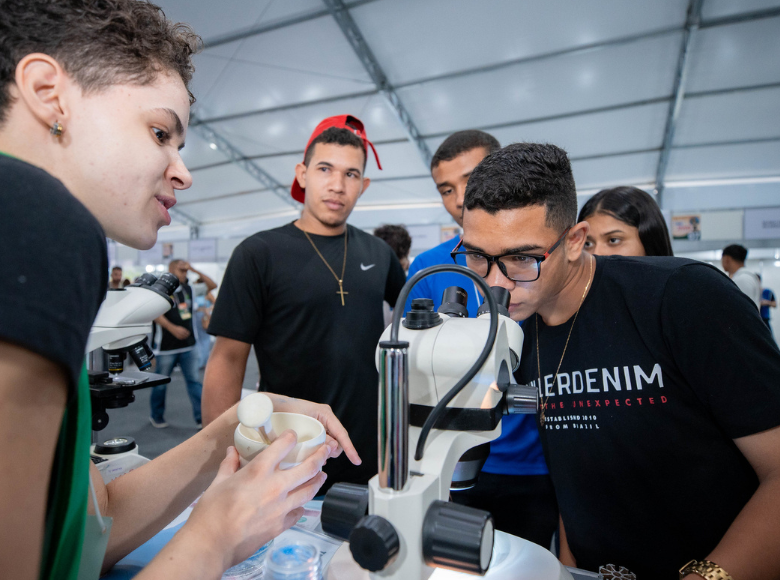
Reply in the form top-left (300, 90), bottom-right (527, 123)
top-left (679, 559), bottom-right (734, 580)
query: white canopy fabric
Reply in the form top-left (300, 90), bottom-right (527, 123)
top-left (151, 0), bottom-right (780, 244)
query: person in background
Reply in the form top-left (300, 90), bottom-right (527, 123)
top-left (0, 2), bottom-right (358, 579)
top-left (193, 277), bottom-right (216, 368)
top-left (151, 259), bottom-right (216, 428)
top-left (405, 130), bottom-right (501, 314)
top-left (722, 244), bottom-right (761, 309)
top-left (578, 186), bottom-right (673, 257)
top-left (374, 224), bottom-right (412, 326)
top-left (759, 274), bottom-right (776, 334)
top-left (373, 224), bottom-right (411, 272)
top-left (406, 131), bottom-right (558, 549)
top-left (203, 115), bottom-right (406, 491)
top-left (108, 265), bottom-right (130, 289)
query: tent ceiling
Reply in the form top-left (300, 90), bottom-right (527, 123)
top-left (154, 0), bottom-right (780, 235)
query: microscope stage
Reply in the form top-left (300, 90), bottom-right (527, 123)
top-left (326, 530), bottom-right (573, 580)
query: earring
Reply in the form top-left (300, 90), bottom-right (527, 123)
top-left (50, 121), bottom-right (64, 137)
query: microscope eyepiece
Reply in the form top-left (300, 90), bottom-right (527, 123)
top-left (403, 298), bottom-right (442, 330)
top-left (130, 273), bottom-right (158, 288)
top-left (438, 286), bottom-right (469, 318)
top-left (151, 272), bottom-right (179, 296)
top-left (476, 286), bottom-right (511, 318)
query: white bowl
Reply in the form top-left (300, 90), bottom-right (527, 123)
top-left (234, 412), bottom-right (326, 469)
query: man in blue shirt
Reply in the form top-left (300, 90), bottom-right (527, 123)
top-left (759, 275), bottom-right (776, 336)
top-left (405, 131), bottom-right (557, 547)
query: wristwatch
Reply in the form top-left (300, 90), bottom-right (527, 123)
top-left (679, 559), bottom-right (734, 580)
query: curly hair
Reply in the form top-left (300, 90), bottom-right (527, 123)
top-left (464, 142), bottom-right (578, 232)
top-left (0, 0), bottom-right (201, 124)
top-left (373, 224), bottom-right (412, 261)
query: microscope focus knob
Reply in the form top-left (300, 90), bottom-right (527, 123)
top-left (505, 384), bottom-right (539, 414)
top-left (321, 483), bottom-right (369, 541)
top-left (422, 500), bottom-right (494, 575)
top-left (348, 515), bottom-right (400, 572)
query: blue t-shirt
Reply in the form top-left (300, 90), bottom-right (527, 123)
top-left (761, 288), bottom-right (776, 320)
top-left (405, 238), bottom-right (548, 475)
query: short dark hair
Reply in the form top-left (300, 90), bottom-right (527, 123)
top-left (578, 186), bottom-right (673, 257)
top-left (431, 130), bottom-right (500, 171)
top-left (303, 127), bottom-right (366, 169)
top-left (723, 244), bottom-right (748, 263)
top-left (111, 265), bottom-right (122, 272)
top-left (373, 224), bottom-right (412, 261)
top-left (0, 0), bottom-right (201, 125)
top-left (464, 143), bottom-right (577, 232)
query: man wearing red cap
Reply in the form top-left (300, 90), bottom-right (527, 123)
top-left (203, 115), bottom-right (406, 489)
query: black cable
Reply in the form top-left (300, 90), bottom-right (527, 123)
top-left (390, 264), bottom-right (499, 461)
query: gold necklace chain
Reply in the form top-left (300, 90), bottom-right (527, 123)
top-left (536, 254), bottom-right (594, 425)
top-left (303, 229), bottom-right (349, 306)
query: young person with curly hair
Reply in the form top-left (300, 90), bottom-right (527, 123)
top-left (0, 2), bottom-right (357, 578)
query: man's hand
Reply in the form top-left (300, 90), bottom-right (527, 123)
top-left (178, 432), bottom-right (333, 571)
top-left (170, 325), bottom-right (191, 341)
top-left (264, 394), bottom-right (362, 467)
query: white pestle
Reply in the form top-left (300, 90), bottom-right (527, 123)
top-left (237, 393), bottom-right (277, 443)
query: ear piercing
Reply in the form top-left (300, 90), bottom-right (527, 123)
top-left (50, 121), bottom-right (63, 137)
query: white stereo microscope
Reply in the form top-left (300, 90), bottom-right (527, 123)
top-left (321, 265), bottom-right (573, 580)
top-left (87, 272), bottom-right (179, 480)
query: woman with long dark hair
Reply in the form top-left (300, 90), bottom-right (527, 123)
top-left (578, 186), bottom-right (673, 257)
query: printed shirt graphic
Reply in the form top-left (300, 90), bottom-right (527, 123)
top-left (516, 255), bottom-right (780, 578)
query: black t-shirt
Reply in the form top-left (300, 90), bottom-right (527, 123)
top-left (208, 222), bottom-right (406, 486)
top-left (160, 283), bottom-right (196, 352)
top-left (0, 155), bottom-right (107, 391)
top-left (516, 255), bottom-right (780, 578)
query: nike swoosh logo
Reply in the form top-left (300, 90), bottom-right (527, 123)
top-left (360, 263), bottom-right (376, 271)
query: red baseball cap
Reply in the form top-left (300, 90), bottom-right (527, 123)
top-left (291, 114), bottom-right (382, 203)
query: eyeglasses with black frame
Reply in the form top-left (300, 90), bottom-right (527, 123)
top-left (450, 227), bottom-right (571, 282)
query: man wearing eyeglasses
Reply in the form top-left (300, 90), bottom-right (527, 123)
top-left (459, 142), bottom-right (780, 579)
top-left (404, 130), bottom-right (557, 549)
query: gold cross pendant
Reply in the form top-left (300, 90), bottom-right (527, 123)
top-left (337, 280), bottom-right (348, 306)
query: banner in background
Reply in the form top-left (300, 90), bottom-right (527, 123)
top-left (671, 214), bottom-right (702, 240)
top-left (407, 225), bottom-right (441, 253)
top-left (441, 225), bottom-right (461, 243)
top-left (138, 244), bottom-right (163, 264)
top-left (745, 207), bottom-right (780, 240)
top-left (189, 238), bottom-right (217, 262)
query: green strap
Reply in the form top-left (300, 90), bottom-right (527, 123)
top-left (39, 364), bottom-right (91, 580)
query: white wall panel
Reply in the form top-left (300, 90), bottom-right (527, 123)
top-left (665, 141), bottom-right (780, 180)
top-left (184, 164), bottom-right (264, 202)
top-left (352, 0), bottom-right (688, 85)
top-left (180, 129), bottom-right (234, 171)
top-left (184, 190), bottom-right (294, 222)
top-left (674, 86), bottom-right (780, 145)
top-left (397, 34), bottom-right (682, 136)
top-left (186, 17), bottom-right (373, 118)
top-left (686, 17), bottom-right (780, 93)
top-left (201, 93), bottom-right (406, 161)
top-left (664, 181), bottom-right (780, 212)
top-left (699, 210), bottom-right (744, 240)
top-left (571, 152), bottom-right (659, 190)
top-left (423, 102), bottom-right (668, 160)
top-left (153, 0), bottom-right (273, 42)
top-left (702, 0), bottom-right (780, 20)
top-left (358, 177), bottom-right (439, 206)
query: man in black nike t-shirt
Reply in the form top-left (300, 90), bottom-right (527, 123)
top-left (203, 115), bottom-right (406, 489)
top-left (456, 143), bottom-right (780, 579)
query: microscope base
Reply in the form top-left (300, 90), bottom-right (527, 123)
top-left (326, 531), bottom-right (573, 580)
